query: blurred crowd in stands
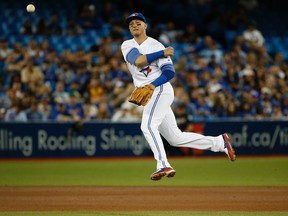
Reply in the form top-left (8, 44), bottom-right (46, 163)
top-left (0, 0), bottom-right (287, 123)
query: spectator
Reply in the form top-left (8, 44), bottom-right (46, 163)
top-left (52, 80), bottom-right (70, 104)
top-left (9, 80), bottom-right (23, 99)
top-left (224, 63), bottom-right (240, 93)
top-left (65, 19), bottom-right (83, 35)
top-left (83, 98), bottom-right (98, 120)
top-left (188, 88), bottom-right (213, 120)
top-left (66, 93), bottom-right (84, 120)
top-left (20, 19), bottom-right (34, 35)
top-left (226, 97), bottom-right (238, 117)
top-left (0, 38), bottom-right (9, 86)
top-left (76, 3), bottom-right (103, 30)
top-left (111, 100), bottom-right (142, 122)
top-left (38, 96), bottom-right (52, 119)
top-left (230, 43), bottom-right (247, 66)
top-left (39, 40), bottom-right (52, 58)
top-left (73, 61), bottom-right (91, 94)
top-left (21, 58), bottom-right (44, 89)
top-left (26, 99), bottom-right (47, 121)
top-left (109, 25), bottom-right (125, 42)
top-left (271, 102), bottom-right (283, 119)
top-left (274, 52), bottom-right (287, 68)
top-left (26, 40), bottom-right (39, 58)
top-left (108, 80), bottom-right (131, 109)
top-left (199, 36), bottom-right (223, 64)
top-left (163, 21), bottom-right (181, 43)
top-left (68, 80), bottom-right (82, 102)
top-left (94, 94), bottom-right (114, 120)
top-left (87, 75), bottom-right (104, 104)
top-left (101, 1), bottom-right (120, 24)
top-left (4, 99), bottom-right (27, 122)
top-left (55, 60), bottom-right (76, 87)
top-left (41, 60), bottom-right (57, 85)
top-left (50, 100), bottom-right (73, 121)
top-left (0, 87), bottom-right (13, 111)
top-left (243, 21), bottom-right (265, 49)
top-left (282, 94), bottom-right (288, 117)
top-left (158, 29), bottom-right (171, 45)
top-left (238, 101), bottom-right (255, 119)
top-left (21, 91), bottom-right (35, 110)
top-left (261, 100), bottom-right (273, 118)
top-left (44, 48), bottom-right (59, 65)
top-left (35, 18), bottom-right (50, 35)
top-left (179, 23), bottom-right (199, 44)
top-left (3, 42), bottom-right (25, 87)
top-left (48, 14), bottom-right (62, 35)
top-left (0, 38), bottom-right (11, 61)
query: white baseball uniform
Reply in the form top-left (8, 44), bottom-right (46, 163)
top-left (121, 37), bottom-right (226, 169)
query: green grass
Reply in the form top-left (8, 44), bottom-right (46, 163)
top-left (0, 211), bottom-right (288, 216)
top-left (1, 158), bottom-right (288, 216)
top-left (0, 157), bottom-right (287, 186)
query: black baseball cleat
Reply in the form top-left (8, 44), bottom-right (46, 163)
top-left (223, 133), bottom-right (236, 161)
top-left (150, 167), bottom-right (176, 181)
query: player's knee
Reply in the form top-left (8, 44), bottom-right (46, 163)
top-left (168, 139), bottom-right (179, 147)
top-left (164, 132), bottom-right (183, 146)
top-left (141, 123), bottom-right (159, 135)
top-left (140, 123), bottom-right (148, 134)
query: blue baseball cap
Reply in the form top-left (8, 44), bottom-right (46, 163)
top-left (126, 12), bottom-right (146, 24)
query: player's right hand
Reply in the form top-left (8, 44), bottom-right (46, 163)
top-left (164, 47), bottom-right (174, 57)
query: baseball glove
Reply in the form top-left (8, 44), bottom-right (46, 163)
top-left (128, 84), bottom-right (155, 106)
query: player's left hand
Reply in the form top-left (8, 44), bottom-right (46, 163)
top-left (128, 84), bottom-right (155, 106)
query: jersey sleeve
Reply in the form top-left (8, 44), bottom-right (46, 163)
top-left (121, 41), bottom-right (136, 62)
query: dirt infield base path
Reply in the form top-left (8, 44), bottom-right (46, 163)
top-left (1, 186), bottom-right (288, 212)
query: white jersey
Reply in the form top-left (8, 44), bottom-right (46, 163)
top-left (121, 37), bottom-right (173, 87)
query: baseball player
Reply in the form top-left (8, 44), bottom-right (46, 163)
top-left (121, 12), bottom-right (236, 181)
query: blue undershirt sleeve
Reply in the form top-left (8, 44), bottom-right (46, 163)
top-left (126, 48), bottom-right (141, 64)
top-left (151, 64), bottom-right (175, 87)
top-left (127, 49), bottom-right (165, 65)
top-left (146, 50), bottom-right (164, 63)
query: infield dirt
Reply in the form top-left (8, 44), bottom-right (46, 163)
top-left (1, 186), bottom-right (288, 212)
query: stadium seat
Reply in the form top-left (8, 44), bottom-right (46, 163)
top-left (224, 30), bottom-right (238, 50)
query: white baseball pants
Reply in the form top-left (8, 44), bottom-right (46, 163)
top-left (141, 82), bottom-right (225, 169)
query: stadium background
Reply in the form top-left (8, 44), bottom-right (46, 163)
top-left (0, 0), bottom-right (288, 158)
top-left (1, 0), bottom-right (288, 123)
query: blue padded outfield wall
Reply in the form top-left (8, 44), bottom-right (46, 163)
top-left (0, 121), bottom-right (287, 158)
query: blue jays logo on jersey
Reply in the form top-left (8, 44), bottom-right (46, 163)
top-left (140, 66), bottom-right (152, 77)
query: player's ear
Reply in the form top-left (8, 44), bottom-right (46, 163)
top-left (144, 23), bottom-right (148, 30)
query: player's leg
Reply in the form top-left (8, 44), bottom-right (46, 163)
top-left (159, 107), bottom-right (234, 157)
top-left (141, 85), bottom-right (173, 170)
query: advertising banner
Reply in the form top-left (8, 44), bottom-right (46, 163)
top-left (204, 121), bottom-right (288, 155)
top-left (0, 122), bottom-right (151, 158)
top-left (0, 121), bottom-right (287, 158)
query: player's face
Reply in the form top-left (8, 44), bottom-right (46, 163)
top-left (129, 20), bottom-right (147, 37)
